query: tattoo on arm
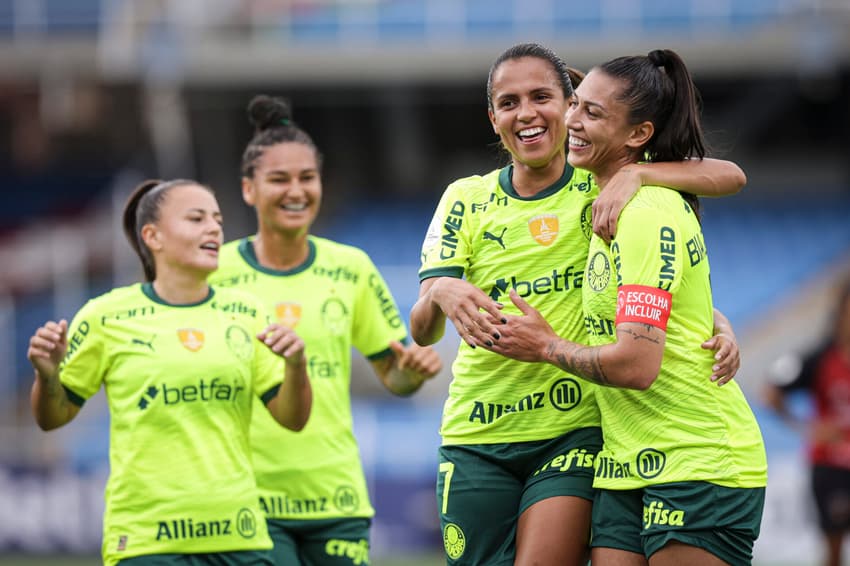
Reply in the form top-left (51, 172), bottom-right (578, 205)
top-left (620, 325), bottom-right (661, 345)
top-left (546, 341), bottom-right (610, 386)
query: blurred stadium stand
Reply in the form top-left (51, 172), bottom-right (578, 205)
top-left (0, 0), bottom-right (849, 563)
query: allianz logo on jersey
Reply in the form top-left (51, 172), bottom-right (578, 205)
top-left (137, 377), bottom-right (246, 410)
top-left (488, 265), bottom-right (584, 301)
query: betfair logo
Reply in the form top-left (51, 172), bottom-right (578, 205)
top-left (528, 214), bottom-right (559, 246)
top-left (643, 501), bottom-right (685, 529)
top-left (177, 328), bottom-right (204, 352)
top-left (325, 539), bottom-right (369, 565)
top-left (137, 377), bottom-right (245, 410)
top-left (488, 266), bottom-right (583, 301)
top-left (275, 302), bottom-right (302, 328)
top-left (636, 448), bottom-right (666, 479)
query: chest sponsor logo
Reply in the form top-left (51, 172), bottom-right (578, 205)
top-left (275, 302), bottom-right (302, 328)
top-left (587, 251), bottom-right (611, 292)
top-left (488, 265), bottom-right (583, 301)
top-left (137, 377), bottom-right (246, 410)
top-left (177, 328), bottom-right (204, 352)
top-left (528, 214), bottom-right (559, 246)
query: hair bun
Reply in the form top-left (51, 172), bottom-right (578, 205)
top-left (247, 95), bottom-right (294, 133)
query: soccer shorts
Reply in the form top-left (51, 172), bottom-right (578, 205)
top-left (117, 550), bottom-right (274, 565)
top-left (437, 426), bottom-right (602, 565)
top-left (591, 481), bottom-right (765, 565)
top-left (266, 517), bottom-right (370, 566)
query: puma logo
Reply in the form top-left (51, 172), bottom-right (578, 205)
top-left (483, 227), bottom-right (507, 250)
top-left (132, 335), bottom-right (155, 351)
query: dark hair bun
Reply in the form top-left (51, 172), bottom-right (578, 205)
top-left (247, 95), bottom-right (293, 133)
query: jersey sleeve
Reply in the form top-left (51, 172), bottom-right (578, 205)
top-left (352, 250), bottom-right (409, 359)
top-left (613, 201), bottom-right (683, 294)
top-left (58, 300), bottom-right (107, 404)
top-left (419, 181), bottom-right (473, 281)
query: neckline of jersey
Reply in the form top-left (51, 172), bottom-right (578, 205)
top-left (498, 163), bottom-right (575, 201)
top-left (237, 237), bottom-right (317, 276)
top-left (141, 282), bottom-right (215, 307)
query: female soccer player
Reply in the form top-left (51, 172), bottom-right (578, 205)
top-left (29, 179), bottom-right (312, 566)
top-left (410, 43), bottom-right (745, 566)
top-left (488, 49), bottom-right (768, 565)
top-left (208, 95), bottom-right (442, 566)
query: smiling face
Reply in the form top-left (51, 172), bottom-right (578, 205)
top-left (488, 56), bottom-right (570, 171)
top-left (142, 184), bottom-right (223, 279)
top-left (242, 141), bottom-right (321, 237)
top-left (566, 69), bottom-right (653, 185)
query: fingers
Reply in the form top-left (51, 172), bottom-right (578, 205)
top-left (395, 342), bottom-right (443, 377)
top-left (259, 324), bottom-right (305, 361)
top-left (703, 335), bottom-right (740, 386)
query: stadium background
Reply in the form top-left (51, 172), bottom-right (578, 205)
top-left (0, 0), bottom-right (849, 564)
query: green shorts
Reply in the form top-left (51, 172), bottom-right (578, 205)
top-left (591, 482), bottom-right (765, 565)
top-left (266, 517), bottom-right (371, 566)
top-left (437, 426), bottom-right (602, 565)
top-left (117, 549), bottom-right (274, 565)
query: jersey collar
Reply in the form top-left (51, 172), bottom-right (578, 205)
top-left (237, 237), bottom-right (316, 276)
top-left (498, 163), bottom-right (575, 201)
top-left (141, 282), bottom-right (215, 307)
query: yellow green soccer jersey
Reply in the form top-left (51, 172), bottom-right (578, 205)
top-left (210, 236), bottom-right (407, 520)
top-left (58, 283), bottom-right (283, 565)
top-left (582, 187), bottom-right (767, 490)
top-left (420, 165), bottom-right (601, 445)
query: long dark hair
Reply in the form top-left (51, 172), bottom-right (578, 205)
top-left (121, 179), bottom-right (209, 281)
top-left (596, 49), bottom-right (707, 217)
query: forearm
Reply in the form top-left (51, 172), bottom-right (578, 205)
top-left (30, 371), bottom-right (76, 431)
top-left (270, 361), bottom-right (312, 431)
top-left (636, 158), bottom-right (746, 197)
top-left (410, 282), bottom-right (446, 346)
top-left (541, 325), bottom-right (663, 390)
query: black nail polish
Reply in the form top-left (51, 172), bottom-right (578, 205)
top-left (501, 317), bottom-right (507, 324)
top-left (493, 333), bottom-right (500, 340)
top-left (485, 340), bottom-right (493, 347)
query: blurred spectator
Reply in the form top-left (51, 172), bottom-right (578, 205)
top-left (763, 279), bottom-right (850, 566)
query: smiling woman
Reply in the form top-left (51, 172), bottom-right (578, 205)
top-left (207, 95), bottom-right (443, 566)
top-left (409, 42), bottom-right (750, 566)
top-left (26, 178), bottom-right (312, 566)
